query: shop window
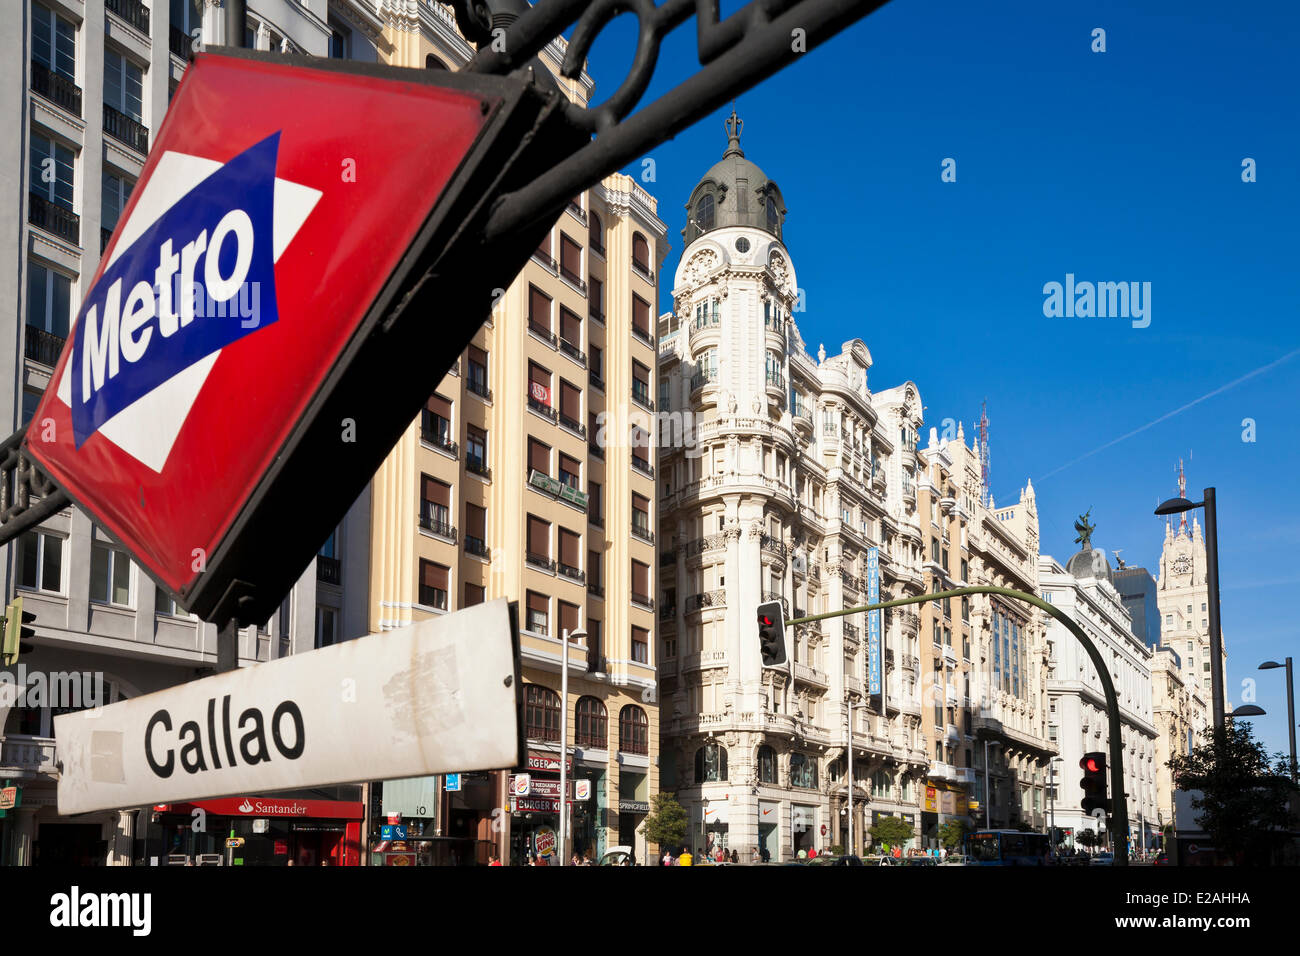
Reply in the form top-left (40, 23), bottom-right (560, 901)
top-left (694, 741), bottom-right (728, 782)
top-left (790, 752), bottom-right (818, 789)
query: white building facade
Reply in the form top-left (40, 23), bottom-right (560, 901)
top-left (1040, 551), bottom-right (1159, 851)
top-left (655, 112), bottom-right (931, 861)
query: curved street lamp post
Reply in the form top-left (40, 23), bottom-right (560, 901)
top-left (788, 584), bottom-right (1132, 866)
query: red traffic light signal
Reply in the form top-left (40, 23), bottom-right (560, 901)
top-left (1079, 751), bottom-right (1110, 817)
top-left (757, 601), bottom-right (787, 669)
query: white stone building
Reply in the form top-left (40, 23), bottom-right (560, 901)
top-left (655, 111), bottom-right (931, 860)
top-left (1040, 550), bottom-right (1160, 851)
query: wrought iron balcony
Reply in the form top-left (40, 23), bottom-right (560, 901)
top-left (531, 249), bottom-right (557, 272)
top-left (588, 439), bottom-right (604, 460)
top-left (101, 226), bottom-right (113, 254)
top-left (526, 552), bottom-right (556, 573)
top-left (559, 337), bottom-right (586, 366)
top-left (587, 371), bottom-right (604, 391)
top-left (28, 192), bottom-right (79, 244)
top-left (107, 0), bottom-right (150, 31)
top-left (467, 457), bottom-right (491, 480)
top-left (632, 260), bottom-right (654, 282)
top-left (630, 592), bottom-right (655, 610)
top-left (588, 305), bottom-right (605, 324)
top-left (631, 384), bottom-right (654, 410)
top-left (467, 377), bottom-right (492, 401)
top-left (587, 581), bottom-right (604, 598)
top-left (560, 265), bottom-right (587, 293)
top-left (465, 535), bottom-right (489, 558)
top-left (631, 525), bottom-right (654, 544)
top-left (316, 555), bottom-right (341, 585)
top-left (24, 326), bottom-right (66, 367)
top-left (528, 395), bottom-right (557, 421)
top-left (631, 456), bottom-right (654, 478)
top-left (566, 199), bottom-right (587, 224)
top-left (690, 370), bottom-right (717, 392)
top-left (559, 412), bottom-right (586, 437)
top-left (419, 515), bottom-right (457, 542)
top-left (557, 562), bottom-right (585, 583)
top-left (30, 61), bottom-right (81, 116)
top-left (686, 589), bottom-right (726, 613)
top-left (104, 103), bottom-right (149, 153)
top-left (420, 411), bottom-right (457, 455)
top-left (170, 24), bottom-right (195, 60)
top-left (632, 325), bottom-right (653, 346)
top-left (528, 322), bottom-right (557, 348)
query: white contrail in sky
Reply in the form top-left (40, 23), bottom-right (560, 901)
top-left (1035, 346), bottom-right (1300, 483)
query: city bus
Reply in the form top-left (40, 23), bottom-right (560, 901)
top-left (967, 830), bottom-right (1051, 866)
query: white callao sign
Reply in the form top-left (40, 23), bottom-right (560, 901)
top-left (54, 600), bottom-right (520, 814)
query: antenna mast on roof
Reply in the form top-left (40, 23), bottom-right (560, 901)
top-left (979, 399), bottom-right (990, 508)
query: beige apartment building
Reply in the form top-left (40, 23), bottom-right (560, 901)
top-left (368, 19), bottom-right (667, 865)
top-left (1150, 645), bottom-right (1192, 828)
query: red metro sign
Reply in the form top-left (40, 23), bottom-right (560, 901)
top-left (26, 51), bottom-right (583, 625)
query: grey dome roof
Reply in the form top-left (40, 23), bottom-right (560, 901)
top-left (683, 109), bottom-right (786, 246)
top-left (1066, 548), bottom-right (1113, 583)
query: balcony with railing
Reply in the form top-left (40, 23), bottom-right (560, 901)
top-left (843, 621), bottom-right (860, 642)
top-left (759, 533), bottom-right (788, 559)
top-left (418, 515), bottom-right (457, 542)
top-left (690, 370), bottom-right (718, 393)
top-left (0, 735), bottom-right (59, 777)
top-left (631, 259), bottom-right (654, 282)
top-left (104, 104), bottom-right (149, 153)
top-left (317, 555), bottom-right (341, 585)
top-left (566, 198), bottom-right (587, 224)
top-left (24, 326), bottom-right (66, 367)
top-left (30, 61), bottom-right (81, 116)
top-left (631, 382), bottom-right (654, 410)
top-left (558, 411), bottom-right (585, 438)
top-left (587, 580), bottom-right (604, 599)
top-left (631, 455), bottom-right (654, 478)
top-left (467, 377), bottom-right (493, 401)
top-left (526, 552), bottom-right (556, 573)
top-left (170, 24), bottom-right (196, 60)
top-left (467, 457), bottom-right (491, 480)
top-left (686, 589), bottom-right (726, 613)
top-left (531, 248), bottom-right (557, 272)
top-left (557, 561), bottom-right (585, 584)
top-left (465, 534), bottom-right (489, 558)
top-left (559, 265), bottom-right (587, 294)
top-left (107, 0), bottom-right (150, 31)
top-left (630, 591), bottom-right (655, 610)
top-left (28, 192), bottom-right (79, 244)
top-left (528, 321), bottom-right (557, 348)
top-left (765, 369), bottom-right (786, 393)
top-left (559, 337), bottom-right (586, 366)
top-left (631, 524), bottom-right (654, 544)
top-left (420, 411), bottom-right (457, 455)
top-left (527, 395), bottom-right (558, 422)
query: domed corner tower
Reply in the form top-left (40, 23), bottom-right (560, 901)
top-left (671, 109), bottom-right (799, 425)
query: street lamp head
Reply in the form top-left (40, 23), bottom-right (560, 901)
top-left (1231, 705), bottom-right (1267, 717)
top-left (1259, 661), bottom-right (1284, 670)
top-left (1155, 497), bottom-right (1198, 516)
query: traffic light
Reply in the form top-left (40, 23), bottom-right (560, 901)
top-left (1079, 751), bottom-right (1110, 817)
top-left (757, 601), bottom-right (787, 669)
top-left (1, 596), bottom-right (36, 666)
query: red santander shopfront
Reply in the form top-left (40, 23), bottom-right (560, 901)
top-left (153, 796), bottom-right (364, 866)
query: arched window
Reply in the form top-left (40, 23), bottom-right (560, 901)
top-left (588, 210), bottom-right (604, 253)
top-left (695, 742), bottom-right (728, 783)
top-left (766, 195), bottom-right (780, 237)
top-left (524, 684), bottom-right (560, 742)
top-left (632, 232), bottom-right (650, 273)
top-left (790, 752), bottom-right (817, 789)
top-left (575, 696), bottom-right (607, 748)
top-left (619, 705), bottom-right (648, 754)
top-left (758, 745), bottom-right (777, 784)
top-left (425, 54), bottom-right (448, 70)
top-left (695, 193), bottom-right (715, 232)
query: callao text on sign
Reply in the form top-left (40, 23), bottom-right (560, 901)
top-left (24, 50), bottom-right (586, 627)
top-left (54, 600), bottom-right (522, 814)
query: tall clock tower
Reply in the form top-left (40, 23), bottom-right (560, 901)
top-left (1155, 461), bottom-right (1224, 745)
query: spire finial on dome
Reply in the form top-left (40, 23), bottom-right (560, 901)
top-left (724, 105), bottom-right (744, 158)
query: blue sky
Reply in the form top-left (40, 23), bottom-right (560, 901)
top-left (582, 0), bottom-right (1300, 757)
